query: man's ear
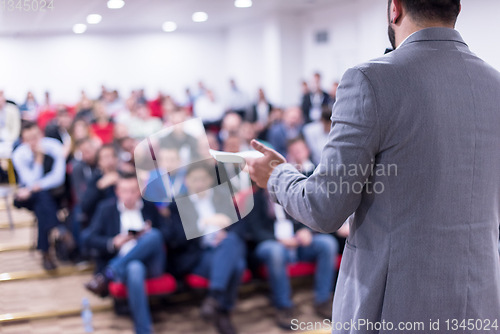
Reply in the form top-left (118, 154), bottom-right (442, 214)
top-left (391, 0), bottom-right (404, 24)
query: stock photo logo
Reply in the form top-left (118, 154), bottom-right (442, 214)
top-left (134, 117), bottom-right (255, 241)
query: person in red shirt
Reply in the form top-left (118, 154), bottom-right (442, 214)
top-left (90, 102), bottom-right (114, 144)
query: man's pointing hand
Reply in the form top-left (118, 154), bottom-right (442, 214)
top-left (247, 139), bottom-right (287, 189)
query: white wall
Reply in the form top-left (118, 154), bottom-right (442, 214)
top-left (0, 32), bottom-right (227, 104)
top-left (1, 0), bottom-right (500, 107)
top-left (301, 0), bottom-right (500, 90)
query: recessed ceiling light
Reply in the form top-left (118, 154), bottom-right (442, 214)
top-left (86, 14), bottom-right (102, 24)
top-left (107, 0), bottom-right (124, 9)
top-left (192, 12), bottom-right (208, 22)
top-left (162, 21), bottom-right (177, 32)
top-left (73, 24), bottom-right (87, 34)
top-left (235, 0), bottom-right (252, 8)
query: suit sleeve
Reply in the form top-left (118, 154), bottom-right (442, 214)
top-left (147, 202), bottom-right (170, 243)
top-left (84, 204), bottom-right (115, 256)
top-left (81, 174), bottom-right (101, 216)
top-left (268, 67), bottom-right (381, 233)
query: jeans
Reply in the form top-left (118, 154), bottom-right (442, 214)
top-left (191, 231), bottom-right (246, 311)
top-left (14, 190), bottom-right (60, 252)
top-left (255, 234), bottom-right (339, 309)
top-left (108, 228), bottom-right (165, 334)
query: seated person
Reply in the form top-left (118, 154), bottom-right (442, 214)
top-left (266, 106), bottom-right (303, 156)
top-left (84, 173), bottom-right (168, 334)
top-left (302, 106), bottom-right (333, 165)
top-left (245, 187), bottom-right (339, 329)
top-left (90, 102), bottom-right (114, 145)
top-left (166, 162), bottom-right (246, 334)
top-left (125, 103), bottom-right (163, 140)
top-left (80, 144), bottom-right (120, 226)
top-left (160, 107), bottom-right (200, 165)
top-left (70, 137), bottom-right (99, 249)
top-left (45, 106), bottom-right (73, 159)
top-left (286, 137), bottom-right (316, 177)
top-left (143, 147), bottom-right (186, 217)
top-left (12, 122), bottom-right (66, 270)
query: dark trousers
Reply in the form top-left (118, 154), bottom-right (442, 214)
top-left (191, 232), bottom-right (246, 311)
top-left (14, 190), bottom-right (60, 252)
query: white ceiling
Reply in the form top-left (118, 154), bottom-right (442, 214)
top-left (0, 0), bottom-right (334, 36)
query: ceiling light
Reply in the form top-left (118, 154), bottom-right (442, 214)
top-left (107, 0), bottom-right (124, 9)
top-left (162, 21), bottom-right (177, 32)
top-left (192, 12), bottom-right (208, 22)
top-left (235, 0), bottom-right (252, 8)
top-left (86, 14), bottom-right (102, 24)
top-left (73, 24), bottom-right (87, 34)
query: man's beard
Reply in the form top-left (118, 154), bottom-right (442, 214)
top-left (388, 24), bottom-right (396, 50)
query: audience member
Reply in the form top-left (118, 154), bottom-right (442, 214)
top-left (12, 122), bottom-right (66, 270)
top-left (80, 145), bottom-right (120, 226)
top-left (71, 138), bottom-right (99, 238)
top-left (104, 90), bottom-right (127, 117)
top-left (248, 88), bottom-right (273, 133)
top-left (19, 91), bottom-right (39, 121)
top-left (219, 112), bottom-right (242, 145)
top-left (126, 104), bottom-right (162, 140)
top-left (37, 92), bottom-right (58, 130)
top-left (90, 102), bottom-right (115, 144)
top-left (45, 106), bottom-right (73, 159)
top-left (194, 90), bottom-right (225, 128)
top-left (302, 106), bottom-right (332, 165)
top-left (226, 79), bottom-right (249, 118)
top-left (116, 136), bottom-right (136, 164)
top-left (143, 147), bottom-right (187, 216)
top-left (161, 95), bottom-right (177, 120)
top-left (159, 107), bottom-right (200, 165)
top-left (148, 92), bottom-right (164, 119)
top-left (167, 162), bottom-right (247, 334)
top-left (286, 137), bottom-right (315, 177)
top-left (301, 73), bottom-right (330, 123)
top-left (84, 173), bottom-right (168, 334)
top-left (328, 82), bottom-right (339, 109)
top-left (75, 92), bottom-right (95, 123)
top-left (267, 106), bottom-right (303, 156)
top-left (245, 187), bottom-right (338, 329)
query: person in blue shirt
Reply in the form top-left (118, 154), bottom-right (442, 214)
top-left (12, 122), bottom-right (66, 270)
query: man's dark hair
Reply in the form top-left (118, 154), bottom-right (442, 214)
top-left (321, 105), bottom-right (333, 122)
top-left (118, 170), bottom-right (137, 180)
top-left (21, 121), bottom-right (38, 134)
top-left (389, 0), bottom-right (460, 24)
top-left (287, 136), bottom-right (307, 149)
top-left (97, 144), bottom-right (117, 159)
top-left (186, 161), bottom-right (215, 178)
top-left (74, 137), bottom-right (92, 148)
top-left (56, 105), bottom-right (69, 116)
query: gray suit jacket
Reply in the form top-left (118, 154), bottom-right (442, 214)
top-left (269, 28), bottom-right (500, 333)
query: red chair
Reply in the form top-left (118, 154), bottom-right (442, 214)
top-left (259, 254), bottom-right (343, 279)
top-left (185, 269), bottom-right (253, 289)
top-left (108, 273), bottom-right (177, 299)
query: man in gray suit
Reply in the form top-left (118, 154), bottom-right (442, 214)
top-left (248, 0), bottom-right (500, 332)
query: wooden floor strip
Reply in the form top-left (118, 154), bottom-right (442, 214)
top-left (0, 243), bottom-right (33, 252)
top-left (0, 220), bottom-right (34, 230)
top-left (0, 263), bottom-right (94, 283)
top-left (0, 303), bottom-right (112, 323)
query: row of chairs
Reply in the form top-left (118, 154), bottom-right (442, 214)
top-left (108, 256), bottom-right (343, 309)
